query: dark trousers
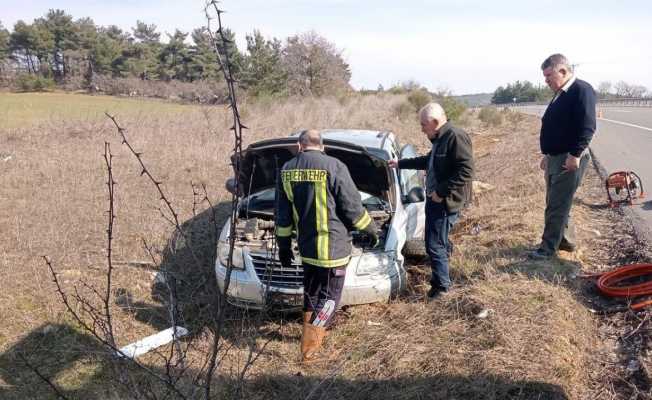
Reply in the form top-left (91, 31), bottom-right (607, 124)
top-left (303, 264), bottom-right (346, 327)
top-left (425, 200), bottom-right (458, 291)
top-left (540, 152), bottom-right (590, 253)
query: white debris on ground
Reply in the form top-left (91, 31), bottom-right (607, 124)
top-left (117, 326), bottom-right (189, 359)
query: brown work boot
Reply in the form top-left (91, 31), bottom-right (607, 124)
top-left (301, 312), bottom-right (327, 362)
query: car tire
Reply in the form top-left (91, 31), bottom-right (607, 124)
top-left (402, 239), bottom-right (428, 258)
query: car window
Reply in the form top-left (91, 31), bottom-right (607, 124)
top-left (398, 144), bottom-right (424, 196)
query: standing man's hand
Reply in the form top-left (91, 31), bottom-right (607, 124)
top-left (430, 192), bottom-right (443, 203)
top-left (539, 156), bottom-right (548, 171)
top-left (388, 159), bottom-right (398, 168)
top-left (563, 154), bottom-right (580, 172)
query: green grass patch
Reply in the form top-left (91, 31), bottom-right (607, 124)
top-left (0, 92), bottom-right (197, 129)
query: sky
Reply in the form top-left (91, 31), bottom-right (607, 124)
top-left (2, 0), bottom-right (651, 95)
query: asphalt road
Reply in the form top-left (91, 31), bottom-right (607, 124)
top-left (518, 105), bottom-right (652, 241)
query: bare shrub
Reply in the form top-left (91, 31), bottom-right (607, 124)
top-left (438, 95), bottom-right (467, 122)
top-left (283, 31), bottom-right (351, 96)
top-left (503, 108), bottom-right (525, 126)
top-left (13, 73), bottom-right (55, 92)
top-left (406, 89), bottom-right (432, 111)
top-left (91, 75), bottom-right (229, 104)
top-left (393, 101), bottom-right (414, 121)
top-left (478, 107), bottom-right (503, 127)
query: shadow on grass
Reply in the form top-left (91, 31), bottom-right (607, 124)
top-left (473, 244), bottom-right (627, 314)
top-left (0, 323), bottom-right (570, 400)
top-left (574, 197), bottom-right (610, 210)
top-left (113, 200), bottom-right (301, 344)
top-left (0, 323), bottom-right (111, 400)
top-left (238, 374), bottom-right (570, 400)
top-left (118, 201), bottom-right (233, 333)
top-left (476, 243), bottom-right (582, 283)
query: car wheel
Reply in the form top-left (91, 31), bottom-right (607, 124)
top-left (402, 239), bottom-right (428, 259)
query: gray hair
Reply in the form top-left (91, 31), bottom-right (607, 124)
top-left (419, 102), bottom-right (447, 123)
top-left (541, 53), bottom-right (572, 72)
top-left (298, 129), bottom-right (323, 147)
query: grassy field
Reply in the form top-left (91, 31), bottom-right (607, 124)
top-left (0, 91), bottom-right (195, 128)
top-left (0, 92), bottom-right (649, 399)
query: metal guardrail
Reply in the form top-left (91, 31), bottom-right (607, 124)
top-left (596, 98), bottom-right (652, 107)
top-left (499, 97), bottom-right (652, 108)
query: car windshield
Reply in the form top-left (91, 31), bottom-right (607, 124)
top-left (241, 188), bottom-right (386, 217)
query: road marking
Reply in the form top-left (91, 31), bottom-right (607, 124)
top-left (599, 118), bottom-right (652, 132)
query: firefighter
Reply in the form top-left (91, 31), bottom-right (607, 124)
top-left (275, 129), bottom-right (379, 362)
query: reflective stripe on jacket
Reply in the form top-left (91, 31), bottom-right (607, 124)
top-left (275, 149), bottom-right (371, 268)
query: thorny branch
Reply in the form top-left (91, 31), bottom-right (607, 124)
top-left (104, 114), bottom-right (180, 227)
top-left (191, 181), bottom-right (201, 217)
top-left (47, 251), bottom-right (185, 396)
top-left (103, 112), bottom-right (211, 380)
top-left (203, 1), bottom-right (251, 398)
top-left (43, 144), bottom-right (189, 399)
top-left (39, 3), bottom-right (265, 398)
top-left (103, 112), bottom-right (204, 276)
top-left (103, 142), bottom-right (117, 348)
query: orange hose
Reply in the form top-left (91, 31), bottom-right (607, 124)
top-left (596, 264), bottom-right (652, 311)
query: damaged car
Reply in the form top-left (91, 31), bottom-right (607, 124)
top-left (216, 129), bottom-right (426, 309)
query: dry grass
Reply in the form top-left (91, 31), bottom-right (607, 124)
top-left (0, 94), bottom-right (645, 399)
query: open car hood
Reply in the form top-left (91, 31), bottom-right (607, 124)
top-left (234, 137), bottom-right (390, 198)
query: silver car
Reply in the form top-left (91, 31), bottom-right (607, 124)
top-left (216, 129), bottom-right (426, 309)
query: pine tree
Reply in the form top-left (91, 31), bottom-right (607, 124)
top-left (36, 9), bottom-right (78, 80)
top-left (241, 30), bottom-right (287, 96)
top-left (125, 21), bottom-right (161, 80)
top-left (158, 29), bottom-right (191, 81)
top-left (9, 21), bottom-right (53, 74)
top-left (188, 28), bottom-right (221, 82)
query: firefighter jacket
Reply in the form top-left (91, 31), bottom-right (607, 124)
top-left (275, 149), bottom-right (373, 268)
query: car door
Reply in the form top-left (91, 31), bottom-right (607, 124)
top-left (398, 144), bottom-right (426, 240)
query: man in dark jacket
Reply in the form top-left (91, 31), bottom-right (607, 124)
top-left (529, 54), bottom-right (596, 259)
top-left (276, 129), bottom-right (378, 361)
top-left (389, 102), bottom-right (474, 299)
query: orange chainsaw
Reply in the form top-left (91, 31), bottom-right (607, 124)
top-left (605, 171), bottom-right (645, 207)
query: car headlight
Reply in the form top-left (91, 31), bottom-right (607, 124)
top-left (355, 251), bottom-right (395, 276)
top-left (217, 241), bottom-right (246, 270)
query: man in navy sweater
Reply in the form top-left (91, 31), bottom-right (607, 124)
top-left (529, 54), bottom-right (596, 259)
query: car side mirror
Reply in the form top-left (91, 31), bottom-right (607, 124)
top-left (405, 187), bottom-right (425, 203)
top-left (225, 177), bottom-right (239, 195)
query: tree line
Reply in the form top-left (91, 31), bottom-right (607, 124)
top-left (491, 81), bottom-right (553, 104)
top-left (491, 79), bottom-right (650, 105)
top-left (0, 9), bottom-right (351, 97)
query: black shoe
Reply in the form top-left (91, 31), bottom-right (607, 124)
top-left (558, 240), bottom-right (576, 252)
top-left (427, 286), bottom-right (450, 301)
top-left (527, 248), bottom-right (554, 260)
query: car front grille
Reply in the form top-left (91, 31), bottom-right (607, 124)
top-left (250, 253), bottom-right (303, 289)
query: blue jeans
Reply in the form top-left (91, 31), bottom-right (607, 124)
top-left (424, 200), bottom-right (458, 291)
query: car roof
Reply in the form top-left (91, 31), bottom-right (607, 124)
top-left (290, 129), bottom-right (394, 151)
